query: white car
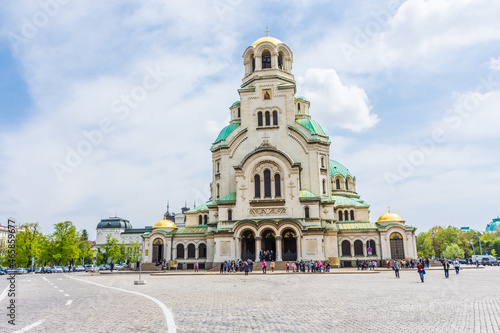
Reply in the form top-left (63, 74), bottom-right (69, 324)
top-left (52, 266), bottom-right (63, 273)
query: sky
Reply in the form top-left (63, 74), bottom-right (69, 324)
top-left (0, 0), bottom-right (499, 239)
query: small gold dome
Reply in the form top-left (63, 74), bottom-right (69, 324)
top-left (252, 36), bottom-right (283, 48)
top-left (152, 214), bottom-right (177, 229)
top-left (377, 208), bottom-right (405, 222)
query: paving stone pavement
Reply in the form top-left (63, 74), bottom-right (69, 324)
top-left (0, 266), bottom-right (499, 332)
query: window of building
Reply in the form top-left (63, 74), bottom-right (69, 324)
top-left (336, 178), bottom-right (340, 190)
top-left (344, 210), bottom-right (349, 221)
top-left (264, 169), bottom-right (271, 197)
top-left (198, 215), bottom-right (202, 225)
top-left (272, 111), bottom-right (278, 125)
top-left (339, 210), bottom-right (343, 221)
top-left (321, 157), bottom-right (325, 168)
top-left (265, 111), bottom-right (270, 126)
top-left (322, 179), bottom-right (326, 194)
top-left (204, 215), bottom-right (208, 224)
top-left (238, 107), bottom-right (240, 118)
top-left (228, 209), bottom-right (232, 221)
top-left (305, 206), bottom-right (310, 218)
top-left (198, 243), bottom-right (207, 258)
top-left (187, 244), bottom-right (196, 258)
top-left (262, 51), bottom-right (271, 68)
top-left (251, 57), bottom-right (255, 72)
top-left (298, 103), bottom-right (301, 111)
top-left (216, 184), bottom-right (220, 199)
top-left (354, 240), bottom-right (363, 256)
top-left (254, 174), bottom-right (261, 198)
top-left (366, 240), bottom-right (376, 255)
top-left (350, 210), bottom-right (355, 221)
top-left (274, 174), bottom-right (281, 197)
top-left (216, 162), bottom-right (219, 173)
top-left (341, 240), bottom-right (351, 256)
top-left (176, 244), bottom-right (184, 259)
top-left (278, 53), bottom-right (283, 70)
top-left (258, 112), bottom-right (263, 127)
top-left (345, 179), bottom-right (349, 191)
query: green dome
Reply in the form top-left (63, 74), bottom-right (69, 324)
top-left (97, 217), bottom-right (133, 229)
top-left (231, 101), bottom-right (241, 107)
top-left (213, 123), bottom-right (240, 144)
top-left (330, 160), bottom-right (353, 178)
top-left (296, 118), bottom-right (327, 137)
top-left (294, 96), bottom-right (309, 102)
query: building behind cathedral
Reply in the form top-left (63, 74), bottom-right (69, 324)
top-left (96, 34), bottom-right (418, 269)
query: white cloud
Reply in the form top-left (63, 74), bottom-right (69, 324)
top-left (298, 68), bottom-right (379, 132)
top-left (489, 56), bottom-right (500, 71)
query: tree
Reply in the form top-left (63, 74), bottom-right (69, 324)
top-left (102, 235), bottom-right (122, 263)
top-left (442, 243), bottom-right (464, 259)
top-left (48, 221), bottom-right (82, 265)
top-left (491, 249), bottom-right (498, 258)
top-left (13, 223), bottom-right (42, 267)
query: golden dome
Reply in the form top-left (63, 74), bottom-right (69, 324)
top-left (377, 208), bottom-right (405, 222)
top-left (252, 36), bottom-right (283, 48)
top-left (152, 214), bottom-right (177, 229)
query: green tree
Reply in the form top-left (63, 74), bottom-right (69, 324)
top-left (491, 249), bottom-right (498, 258)
top-left (13, 223), bottom-right (43, 267)
top-left (48, 221), bottom-right (82, 265)
top-left (102, 235), bottom-right (122, 263)
top-left (442, 243), bottom-right (464, 259)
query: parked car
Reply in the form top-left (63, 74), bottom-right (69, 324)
top-left (84, 265), bottom-right (95, 272)
top-left (490, 258), bottom-right (499, 266)
top-left (43, 266), bottom-right (52, 274)
top-left (34, 267), bottom-right (43, 274)
top-left (62, 266), bottom-right (70, 273)
top-left (52, 266), bottom-right (63, 273)
top-left (481, 258), bottom-right (491, 266)
top-left (16, 268), bottom-right (28, 274)
top-left (75, 265), bottom-right (85, 272)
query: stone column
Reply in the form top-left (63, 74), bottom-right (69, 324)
top-left (351, 243), bottom-right (355, 258)
top-left (275, 236), bottom-right (282, 261)
top-left (271, 52), bottom-right (278, 69)
top-left (195, 246), bottom-right (199, 260)
top-left (255, 56), bottom-right (262, 71)
top-left (363, 243), bottom-right (367, 257)
top-left (255, 237), bottom-right (262, 261)
top-left (235, 237), bottom-right (241, 259)
top-left (172, 246), bottom-right (177, 260)
top-left (297, 236), bottom-right (302, 261)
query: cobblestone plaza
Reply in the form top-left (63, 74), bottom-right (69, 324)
top-left (1, 267), bottom-right (499, 332)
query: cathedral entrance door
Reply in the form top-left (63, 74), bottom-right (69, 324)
top-left (282, 229), bottom-right (297, 261)
top-left (241, 230), bottom-right (256, 261)
top-left (262, 230), bottom-right (276, 260)
top-left (153, 238), bottom-right (164, 263)
top-left (390, 232), bottom-right (405, 259)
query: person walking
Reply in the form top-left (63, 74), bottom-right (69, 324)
top-left (443, 260), bottom-right (450, 278)
top-left (271, 260), bottom-right (275, 273)
top-left (417, 261), bottom-right (425, 282)
top-left (356, 259), bottom-right (360, 270)
top-left (393, 260), bottom-right (400, 278)
top-left (194, 261), bottom-right (199, 274)
top-left (453, 258), bottom-right (460, 274)
top-left (286, 262), bottom-right (290, 273)
top-left (262, 259), bottom-right (267, 274)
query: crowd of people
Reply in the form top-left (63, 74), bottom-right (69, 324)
top-left (219, 258), bottom-right (332, 274)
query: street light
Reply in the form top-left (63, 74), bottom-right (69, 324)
top-left (430, 231), bottom-right (436, 258)
top-left (469, 240), bottom-right (475, 255)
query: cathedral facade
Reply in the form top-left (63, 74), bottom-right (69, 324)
top-left (140, 35), bottom-right (418, 269)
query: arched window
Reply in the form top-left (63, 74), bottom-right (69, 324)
top-left (198, 243), bottom-right (207, 258)
top-left (339, 210), bottom-right (343, 221)
top-left (278, 53), bottom-right (283, 70)
top-left (238, 107), bottom-right (240, 118)
top-left (254, 174), bottom-right (261, 198)
top-left (305, 206), bottom-right (310, 218)
top-left (187, 244), bottom-right (196, 258)
top-left (262, 51), bottom-right (271, 68)
top-left (227, 209), bottom-right (232, 221)
top-left (204, 215), bottom-right (208, 224)
top-left (341, 240), bottom-right (351, 256)
top-left (198, 215), bottom-right (202, 225)
top-left (366, 240), bottom-right (376, 255)
top-left (345, 179), bottom-right (349, 191)
top-left (274, 174), bottom-right (281, 197)
top-left (265, 111), bottom-right (270, 126)
top-left (344, 210), bottom-right (348, 221)
top-left (354, 240), bottom-right (363, 256)
top-left (264, 169), bottom-right (271, 197)
top-left (216, 184), bottom-right (220, 199)
top-left (350, 210), bottom-right (355, 221)
top-left (216, 162), bottom-right (219, 173)
top-left (336, 178), bottom-right (340, 190)
top-left (322, 179), bottom-right (326, 194)
top-left (258, 112), bottom-right (263, 127)
top-left (272, 111), bottom-right (278, 125)
top-left (321, 157), bottom-right (325, 168)
top-left (297, 103), bottom-right (301, 111)
top-left (176, 244), bottom-right (184, 259)
top-left (251, 57), bottom-right (255, 72)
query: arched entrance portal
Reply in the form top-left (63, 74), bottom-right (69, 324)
top-left (282, 229), bottom-right (297, 261)
top-left (390, 232), bottom-right (405, 259)
top-left (152, 238), bottom-right (164, 263)
top-left (241, 230), bottom-right (256, 261)
top-left (261, 229), bottom-right (276, 260)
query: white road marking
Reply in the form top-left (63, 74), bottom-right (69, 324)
top-left (64, 294), bottom-right (69, 297)
top-left (65, 300), bottom-right (73, 306)
top-left (59, 290), bottom-right (63, 292)
top-left (0, 285), bottom-right (8, 302)
top-left (58, 278), bottom-right (62, 280)
top-left (54, 286), bottom-right (57, 288)
top-left (67, 275), bottom-right (177, 333)
top-left (13, 319), bottom-right (46, 333)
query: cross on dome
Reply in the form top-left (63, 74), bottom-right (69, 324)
top-left (265, 27), bottom-right (270, 37)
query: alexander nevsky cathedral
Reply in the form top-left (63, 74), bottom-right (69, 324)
top-left (96, 33), bottom-right (418, 269)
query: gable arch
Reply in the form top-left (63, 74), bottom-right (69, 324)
top-left (240, 146), bottom-right (295, 169)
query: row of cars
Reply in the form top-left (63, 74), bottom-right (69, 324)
top-left (0, 264), bottom-right (128, 275)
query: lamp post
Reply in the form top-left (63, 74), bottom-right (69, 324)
top-left (477, 233), bottom-right (482, 255)
top-left (469, 240), bottom-right (475, 255)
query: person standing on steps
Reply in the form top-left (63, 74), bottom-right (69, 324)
top-left (393, 260), bottom-right (400, 278)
